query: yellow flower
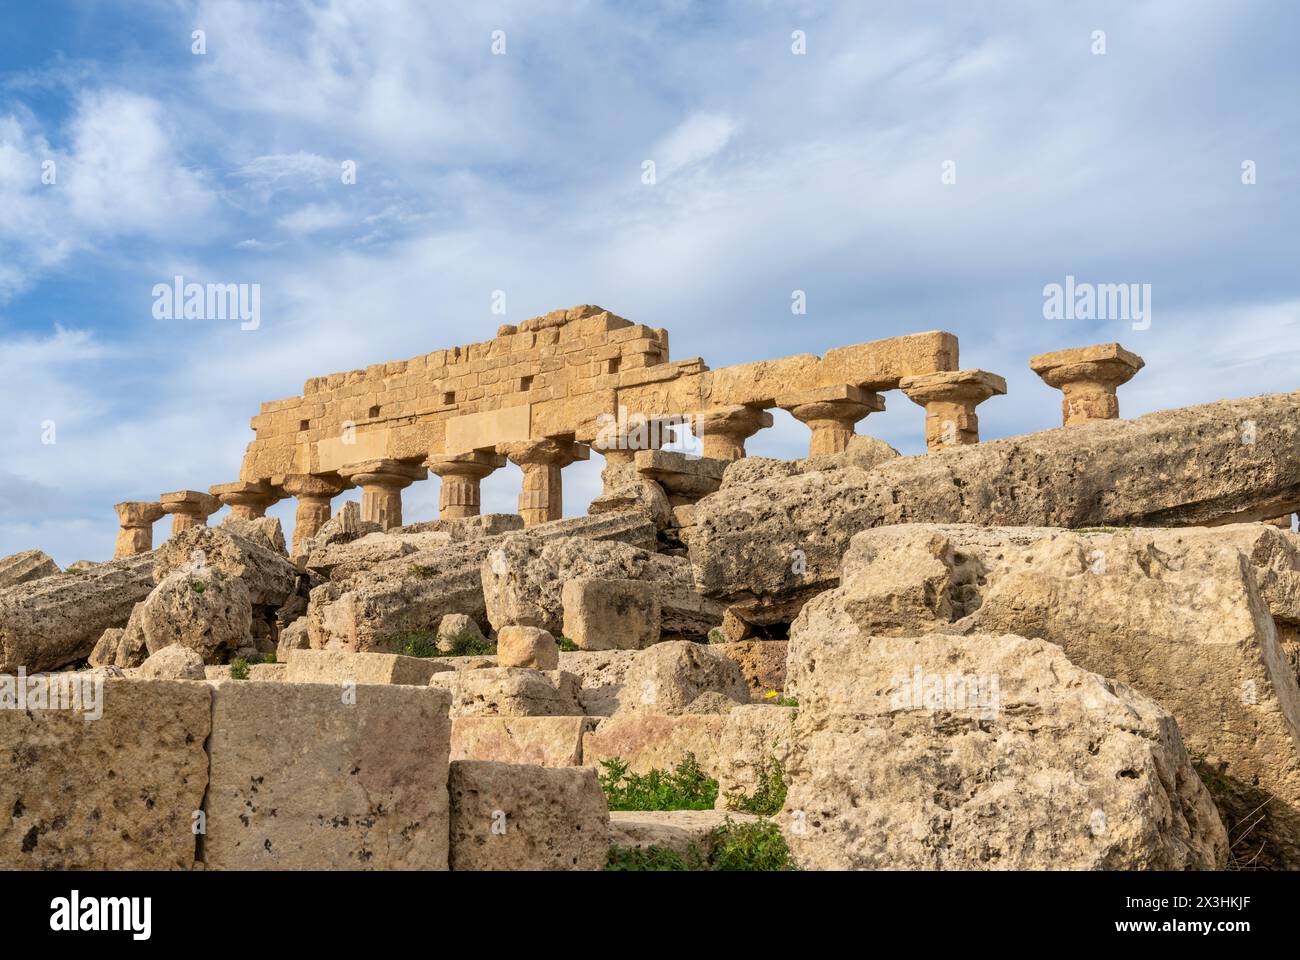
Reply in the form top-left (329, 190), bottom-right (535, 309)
top-left (764, 690), bottom-right (779, 699)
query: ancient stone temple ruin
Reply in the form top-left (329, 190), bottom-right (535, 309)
top-left (112, 305), bottom-right (1019, 556)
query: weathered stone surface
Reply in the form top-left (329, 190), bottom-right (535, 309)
top-left (0, 677), bottom-right (210, 869)
top-left (0, 552), bottom-right (155, 673)
top-left (436, 613), bottom-right (485, 653)
top-left (609, 810), bottom-right (761, 855)
top-left (431, 667), bottom-right (584, 717)
top-left (561, 578), bottom-right (661, 651)
top-left (496, 626), bottom-right (559, 671)
top-left (482, 535), bottom-right (720, 640)
top-left (782, 627), bottom-right (1226, 870)
top-left (635, 450), bottom-right (727, 498)
top-left (283, 648), bottom-right (454, 685)
top-left (249, 662), bottom-right (287, 681)
top-left (617, 641), bottom-right (749, 714)
top-left (712, 640), bottom-right (789, 700)
top-left (276, 617), bottom-right (310, 661)
top-left (399, 513), bottom-right (524, 539)
top-left (451, 716), bottom-right (597, 766)
top-left (588, 480), bottom-right (673, 529)
top-left (139, 644), bottom-right (207, 680)
top-left (204, 682), bottom-right (452, 869)
top-left (0, 550), bottom-right (59, 590)
top-left (583, 712), bottom-right (726, 777)
top-left (306, 530), bottom-right (453, 579)
top-left (559, 649), bottom-right (639, 715)
top-left (719, 435), bottom-right (901, 490)
top-left (88, 627), bottom-right (125, 668)
top-left (806, 521), bottom-right (1300, 868)
top-left (140, 568), bottom-right (252, 663)
top-left (307, 511), bottom-right (657, 652)
top-left (154, 525), bottom-right (299, 610)
top-left (449, 761), bottom-right (608, 870)
top-left (219, 515), bottom-right (288, 556)
top-left (692, 392), bottom-right (1300, 623)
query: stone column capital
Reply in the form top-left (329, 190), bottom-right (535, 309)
top-left (900, 369), bottom-right (1006, 450)
top-left (114, 500), bottom-right (166, 528)
top-left (209, 480), bottom-right (281, 518)
top-left (692, 405), bottom-right (774, 460)
top-left (1030, 343), bottom-right (1144, 426)
top-left (278, 473), bottom-right (349, 500)
top-left (498, 438), bottom-right (591, 468)
top-left (159, 490), bottom-right (221, 536)
top-left (337, 459), bottom-right (428, 490)
top-left (425, 450), bottom-right (508, 481)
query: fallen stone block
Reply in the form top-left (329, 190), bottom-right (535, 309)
top-left (617, 641), bottom-right (749, 714)
top-left (0, 550), bottom-right (60, 590)
top-left (712, 640), bottom-right (789, 700)
top-left (430, 667), bottom-right (584, 717)
top-left (561, 578), bottom-right (661, 651)
top-left (283, 648), bottom-right (454, 685)
top-left (203, 681), bottom-right (452, 870)
top-left (692, 392), bottom-right (1300, 623)
top-left (781, 629), bottom-right (1227, 870)
top-left (451, 716), bottom-right (597, 766)
top-left (139, 644), bottom-right (206, 680)
top-left (249, 662), bottom-right (287, 681)
top-left (449, 761), bottom-right (608, 870)
top-left (139, 567), bottom-right (252, 663)
top-left (609, 810), bottom-right (760, 856)
top-left (306, 530), bottom-right (452, 579)
top-left (559, 649), bottom-right (639, 715)
top-left (496, 625), bottom-right (559, 670)
top-left (306, 511), bottom-right (656, 652)
top-left (398, 513), bottom-right (524, 539)
top-left (437, 613), bottom-right (486, 653)
top-left (0, 552), bottom-right (155, 673)
top-left (583, 712), bottom-right (727, 779)
top-left (154, 525), bottom-right (299, 610)
top-left (798, 521), bottom-right (1300, 868)
top-left (0, 677), bottom-right (210, 869)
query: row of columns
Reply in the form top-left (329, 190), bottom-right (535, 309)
top-left (112, 342), bottom-right (1157, 559)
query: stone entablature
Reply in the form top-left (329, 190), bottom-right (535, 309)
top-left (237, 304), bottom-right (960, 485)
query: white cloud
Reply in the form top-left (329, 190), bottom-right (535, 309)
top-left (276, 202), bottom-right (351, 235)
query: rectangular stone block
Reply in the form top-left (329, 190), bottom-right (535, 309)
top-left (562, 578), bottom-right (661, 651)
top-left (204, 681), bottom-right (452, 870)
top-left (0, 677), bottom-right (210, 870)
top-left (445, 404), bottom-right (530, 454)
top-left (449, 761), bottom-right (608, 870)
top-left (284, 648), bottom-right (455, 685)
top-left (451, 716), bottom-right (597, 766)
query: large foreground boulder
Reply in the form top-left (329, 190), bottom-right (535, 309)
top-left (692, 392), bottom-right (1300, 623)
top-left (782, 628), bottom-right (1228, 870)
top-left (0, 552), bottom-right (155, 673)
top-left (139, 567), bottom-right (253, 663)
top-left (154, 525), bottom-right (299, 609)
top-left (807, 521), bottom-right (1300, 868)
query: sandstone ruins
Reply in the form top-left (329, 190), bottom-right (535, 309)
top-left (3, 304), bottom-right (1299, 872)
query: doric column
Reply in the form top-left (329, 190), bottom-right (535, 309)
top-left (1029, 343), bottom-right (1145, 426)
top-left (500, 439), bottom-right (591, 526)
top-left (692, 405), bottom-right (774, 461)
top-left (900, 369), bottom-right (1007, 450)
top-left (337, 459), bottom-right (427, 530)
top-left (279, 474), bottom-right (347, 555)
top-left (426, 451), bottom-right (507, 519)
top-left (209, 480), bottom-right (280, 519)
top-left (113, 501), bottom-right (165, 558)
top-left (776, 386), bottom-right (885, 457)
top-left (159, 490), bottom-right (220, 536)
top-left (591, 415), bottom-right (677, 494)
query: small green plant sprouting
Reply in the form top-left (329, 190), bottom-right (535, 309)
top-left (725, 752), bottom-right (788, 816)
top-left (229, 658), bottom-right (250, 680)
top-left (763, 690), bottom-right (798, 707)
top-left (189, 579), bottom-right (207, 594)
top-left (387, 628), bottom-right (494, 659)
top-left (410, 564), bottom-right (438, 578)
top-left (604, 844), bottom-right (701, 871)
top-left (262, 652), bottom-right (276, 664)
top-left (707, 627), bottom-right (725, 644)
top-left (391, 631), bottom-right (440, 658)
top-left (441, 629), bottom-right (494, 657)
top-left (598, 754), bottom-right (719, 811)
top-left (556, 636), bottom-right (579, 653)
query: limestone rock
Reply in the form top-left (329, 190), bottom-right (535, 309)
top-left (398, 513), bottom-right (524, 540)
top-left (801, 521), bottom-right (1300, 868)
top-left (450, 716), bottom-right (597, 766)
top-left (430, 667), bottom-right (583, 717)
top-left (306, 511), bottom-right (656, 652)
top-left (496, 625), bottom-right (559, 670)
top-left (558, 649), bottom-right (639, 715)
top-left (712, 640), bottom-right (789, 700)
top-left (437, 613), bottom-right (486, 653)
top-left (481, 535), bottom-right (721, 640)
top-left (782, 629), bottom-right (1226, 870)
top-left (609, 810), bottom-right (760, 855)
top-left (139, 644), bottom-right (206, 680)
top-left (306, 529), bottom-right (452, 579)
top-left (139, 568), bottom-right (252, 664)
top-left (219, 515), bottom-right (288, 556)
top-left (0, 678), bottom-right (210, 869)
top-left (283, 648), bottom-right (454, 685)
top-left (692, 391), bottom-right (1300, 623)
top-left (0, 550), bottom-right (60, 590)
top-left (203, 682), bottom-right (452, 870)
top-left (588, 481), bottom-right (673, 529)
top-left (154, 525), bottom-right (298, 610)
top-left (88, 627), bottom-right (125, 668)
top-left (449, 761), bottom-right (608, 870)
top-left (561, 578), bottom-right (661, 651)
top-left (617, 641), bottom-right (749, 714)
top-left (0, 552), bottom-right (155, 673)
top-left (720, 435), bottom-right (901, 489)
top-left (276, 617), bottom-right (310, 662)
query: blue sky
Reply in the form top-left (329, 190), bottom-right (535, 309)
top-left (1, 0), bottom-right (1297, 565)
